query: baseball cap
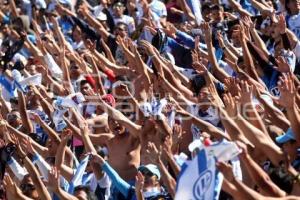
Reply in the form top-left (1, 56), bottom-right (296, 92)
top-left (102, 94), bottom-right (116, 108)
top-left (113, 1), bottom-right (124, 8)
top-left (138, 164), bottom-right (161, 180)
top-left (59, 0), bottom-right (71, 6)
top-left (276, 128), bottom-right (295, 144)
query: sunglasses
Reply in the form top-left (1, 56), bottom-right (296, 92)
top-left (141, 169), bottom-right (154, 177)
top-left (20, 183), bottom-right (36, 192)
top-left (70, 65), bottom-right (79, 70)
top-left (116, 27), bottom-right (126, 32)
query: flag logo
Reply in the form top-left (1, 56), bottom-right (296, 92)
top-left (193, 170), bottom-right (212, 200)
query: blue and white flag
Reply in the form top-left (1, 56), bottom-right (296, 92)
top-left (0, 74), bottom-right (25, 96)
top-left (68, 155), bottom-right (90, 194)
top-left (175, 149), bottom-right (223, 200)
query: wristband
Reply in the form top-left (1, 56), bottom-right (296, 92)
top-left (294, 173), bottom-right (300, 184)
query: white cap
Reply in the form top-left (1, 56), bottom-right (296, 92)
top-left (95, 12), bottom-right (107, 21)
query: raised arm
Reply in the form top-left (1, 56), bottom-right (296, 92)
top-left (238, 142), bottom-right (286, 197)
top-left (18, 90), bottom-right (33, 133)
top-left (277, 73), bottom-right (300, 145)
top-left (30, 112), bottom-right (61, 144)
top-left (55, 130), bottom-right (74, 182)
top-left (147, 142), bottom-right (176, 198)
top-left (48, 167), bottom-right (79, 200)
top-left (202, 22), bottom-right (229, 82)
top-left (95, 95), bottom-right (142, 138)
top-left (16, 140), bottom-right (52, 200)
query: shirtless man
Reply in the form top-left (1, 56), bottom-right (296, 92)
top-left (86, 94), bottom-right (172, 180)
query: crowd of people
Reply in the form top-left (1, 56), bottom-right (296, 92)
top-left (0, 0), bottom-right (300, 199)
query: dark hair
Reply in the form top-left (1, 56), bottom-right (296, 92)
top-left (210, 4), bottom-right (223, 11)
top-left (74, 185), bottom-right (97, 200)
top-left (202, 3), bottom-right (211, 13)
top-left (191, 75), bottom-right (206, 96)
top-left (80, 80), bottom-right (92, 88)
top-left (115, 22), bottom-right (128, 32)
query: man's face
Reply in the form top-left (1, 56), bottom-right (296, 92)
top-left (25, 64), bottom-right (38, 75)
top-left (202, 10), bottom-right (211, 22)
top-left (108, 118), bottom-right (126, 135)
top-left (80, 83), bottom-right (94, 96)
top-left (7, 111), bottom-right (22, 128)
top-left (113, 4), bottom-right (125, 17)
top-left (70, 64), bottom-right (82, 79)
top-left (2, 25), bottom-right (11, 36)
top-left (270, 24), bottom-right (281, 39)
top-left (140, 169), bottom-right (159, 189)
top-left (74, 189), bottom-right (88, 200)
top-left (114, 25), bottom-right (128, 38)
top-left (211, 9), bottom-right (223, 23)
top-left (197, 87), bottom-right (210, 103)
top-left (20, 176), bottom-right (39, 199)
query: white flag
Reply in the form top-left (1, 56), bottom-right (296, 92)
top-left (175, 149), bottom-right (223, 200)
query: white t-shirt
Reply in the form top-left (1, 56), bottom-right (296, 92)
top-left (287, 12), bottom-right (300, 39)
top-left (90, 173), bottom-right (111, 200)
top-left (293, 40), bottom-right (300, 59)
top-left (113, 15), bottom-right (136, 34)
top-left (149, 0), bottom-right (167, 19)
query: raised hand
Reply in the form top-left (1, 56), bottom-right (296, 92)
top-left (192, 60), bottom-right (208, 75)
top-left (236, 80), bottom-right (253, 105)
top-left (139, 40), bottom-right (156, 56)
top-left (22, 136), bottom-right (36, 155)
top-left (36, 65), bottom-right (49, 76)
top-left (135, 171), bottom-right (145, 192)
top-left (277, 73), bottom-right (296, 108)
top-left (224, 77), bottom-right (240, 97)
top-left (3, 174), bottom-right (19, 199)
top-left (241, 15), bottom-right (255, 30)
top-left (216, 31), bottom-right (225, 48)
top-left (50, 16), bottom-right (59, 30)
top-left (11, 134), bottom-right (27, 158)
top-left (55, 3), bottom-right (66, 16)
top-left (207, 83), bottom-right (224, 108)
top-left (191, 50), bottom-right (199, 63)
top-left (29, 111), bottom-right (42, 124)
top-left (277, 14), bottom-right (287, 34)
top-left (274, 56), bottom-right (291, 73)
top-left (223, 93), bottom-right (238, 117)
top-left (61, 128), bottom-right (72, 142)
top-left (201, 22), bottom-right (212, 43)
top-left (48, 167), bottom-right (60, 192)
top-left (216, 161), bottom-right (235, 182)
top-left (163, 22), bottom-right (177, 38)
top-left (172, 124), bottom-right (183, 147)
top-left (146, 142), bottom-right (161, 164)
